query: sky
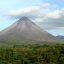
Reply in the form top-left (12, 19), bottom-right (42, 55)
top-left (0, 0), bottom-right (64, 36)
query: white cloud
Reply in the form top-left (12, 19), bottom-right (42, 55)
top-left (47, 9), bottom-right (64, 19)
top-left (8, 3), bottom-right (50, 17)
top-left (7, 3), bottom-right (64, 30)
top-left (47, 10), bottom-right (61, 19)
top-left (8, 6), bottom-right (39, 16)
top-left (39, 3), bottom-right (50, 9)
top-left (34, 8), bottom-right (64, 30)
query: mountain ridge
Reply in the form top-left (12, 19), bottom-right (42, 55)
top-left (56, 35), bottom-right (64, 40)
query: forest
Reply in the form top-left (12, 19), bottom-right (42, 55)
top-left (0, 44), bottom-right (64, 64)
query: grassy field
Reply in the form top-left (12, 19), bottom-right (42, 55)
top-left (0, 43), bottom-right (64, 64)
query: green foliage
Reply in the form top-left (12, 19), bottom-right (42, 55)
top-left (0, 44), bottom-right (64, 64)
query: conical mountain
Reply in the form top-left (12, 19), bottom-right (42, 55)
top-left (0, 17), bottom-right (59, 44)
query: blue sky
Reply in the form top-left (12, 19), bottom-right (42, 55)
top-left (0, 0), bottom-right (64, 36)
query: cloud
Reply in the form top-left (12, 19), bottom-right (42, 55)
top-left (8, 3), bottom-right (50, 17)
top-left (34, 8), bottom-right (64, 30)
top-left (47, 10), bottom-right (61, 19)
top-left (7, 3), bottom-right (64, 30)
top-left (8, 7), bottom-right (39, 16)
top-left (47, 8), bottom-right (64, 19)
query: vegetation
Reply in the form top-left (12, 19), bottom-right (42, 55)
top-left (0, 44), bottom-right (64, 64)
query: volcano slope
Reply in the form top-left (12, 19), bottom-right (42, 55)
top-left (0, 17), bottom-right (59, 45)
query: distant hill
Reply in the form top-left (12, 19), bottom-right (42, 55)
top-left (0, 17), bottom-right (59, 44)
top-left (56, 35), bottom-right (64, 40)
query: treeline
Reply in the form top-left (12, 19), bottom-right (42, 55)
top-left (0, 44), bottom-right (64, 64)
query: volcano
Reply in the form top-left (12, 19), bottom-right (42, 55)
top-left (0, 17), bottom-right (59, 44)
